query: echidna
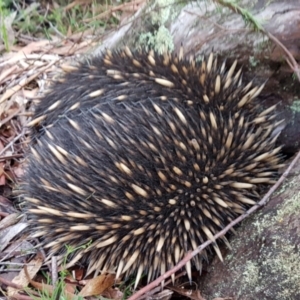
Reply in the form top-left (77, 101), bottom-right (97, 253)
top-left (22, 47), bottom-right (283, 287)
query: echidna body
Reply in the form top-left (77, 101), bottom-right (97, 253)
top-left (23, 48), bottom-right (282, 286)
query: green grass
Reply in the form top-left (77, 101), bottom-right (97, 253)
top-left (17, 3), bottom-right (97, 36)
top-left (0, 0), bottom-right (123, 51)
top-left (0, 0), bottom-right (11, 50)
top-left (25, 242), bottom-right (94, 299)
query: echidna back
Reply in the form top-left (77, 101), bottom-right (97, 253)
top-left (23, 48), bottom-right (282, 286)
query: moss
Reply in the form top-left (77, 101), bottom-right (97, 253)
top-left (150, 0), bottom-right (179, 25)
top-left (139, 25), bottom-right (174, 53)
top-left (276, 191), bottom-right (300, 221)
top-left (290, 99), bottom-right (300, 113)
top-left (137, 0), bottom-right (184, 53)
top-left (209, 171), bottom-right (300, 299)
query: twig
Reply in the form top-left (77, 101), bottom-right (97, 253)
top-left (138, 271), bottom-right (187, 300)
top-left (0, 154), bottom-right (24, 160)
top-left (0, 107), bottom-right (23, 128)
top-left (0, 130), bottom-right (26, 157)
top-left (51, 256), bottom-right (58, 285)
top-left (0, 276), bottom-right (23, 289)
top-left (129, 150), bottom-right (300, 300)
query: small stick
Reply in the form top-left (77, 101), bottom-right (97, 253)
top-left (0, 130), bottom-right (25, 157)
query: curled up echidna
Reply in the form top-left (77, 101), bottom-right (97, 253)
top-left (22, 47), bottom-right (283, 286)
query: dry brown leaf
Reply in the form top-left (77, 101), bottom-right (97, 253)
top-left (73, 268), bottom-right (85, 281)
top-left (145, 289), bottom-right (174, 300)
top-left (64, 281), bottom-right (78, 296)
top-left (1, 40), bottom-right (55, 66)
top-left (18, 40), bottom-right (57, 55)
top-left (0, 195), bottom-right (16, 214)
top-left (0, 65), bottom-right (18, 84)
top-left (67, 28), bottom-right (95, 42)
top-left (0, 212), bottom-right (19, 229)
top-left (84, 0), bottom-right (145, 23)
top-left (21, 263), bottom-right (56, 298)
top-left (21, 89), bottom-right (39, 99)
top-left (64, 0), bottom-right (92, 11)
top-left (50, 40), bottom-right (96, 56)
top-left (21, 263), bottom-right (84, 300)
top-left (0, 60), bottom-right (57, 104)
top-left (167, 285), bottom-right (206, 300)
top-left (79, 272), bottom-right (116, 297)
top-left (7, 240), bottom-right (43, 297)
top-left (0, 222), bottom-right (28, 252)
top-left (0, 240), bottom-right (34, 285)
top-left (102, 287), bottom-right (124, 300)
top-left (0, 163), bottom-right (5, 185)
top-left (0, 140), bottom-right (6, 185)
